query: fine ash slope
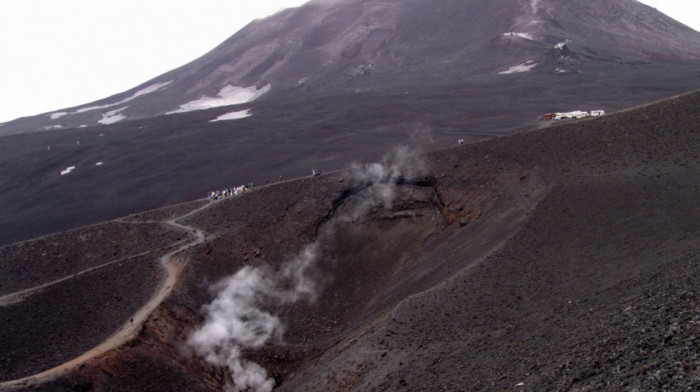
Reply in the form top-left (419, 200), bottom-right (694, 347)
top-left (2, 90), bottom-right (697, 391)
top-left (2, 1), bottom-right (700, 247)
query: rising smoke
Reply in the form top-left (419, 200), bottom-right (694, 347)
top-left (188, 146), bottom-right (427, 392)
top-left (188, 244), bottom-right (320, 392)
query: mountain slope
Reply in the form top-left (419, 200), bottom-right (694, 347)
top-left (0, 0), bottom-right (699, 246)
top-left (2, 0), bottom-right (700, 134)
top-left (2, 89), bottom-right (697, 392)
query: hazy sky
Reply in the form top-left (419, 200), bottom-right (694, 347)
top-left (0, 0), bottom-right (698, 123)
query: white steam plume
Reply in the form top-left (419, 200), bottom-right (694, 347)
top-left (188, 146), bottom-right (426, 392)
top-left (188, 244), bottom-right (320, 392)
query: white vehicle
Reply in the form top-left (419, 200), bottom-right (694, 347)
top-left (554, 111), bottom-right (587, 119)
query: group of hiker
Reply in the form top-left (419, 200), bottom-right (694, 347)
top-left (207, 184), bottom-right (250, 200)
top-left (207, 170), bottom-right (324, 201)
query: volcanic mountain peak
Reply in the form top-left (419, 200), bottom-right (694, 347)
top-left (2, 0), bottom-right (700, 136)
top-left (504, 0), bottom-right (700, 55)
top-left (174, 0), bottom-right (700, 100)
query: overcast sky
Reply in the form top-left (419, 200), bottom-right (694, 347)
top-left (0, 0), bottom-right (698, 123)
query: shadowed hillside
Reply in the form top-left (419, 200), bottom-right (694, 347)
top-left (1, 90), bottom-right (697, 391)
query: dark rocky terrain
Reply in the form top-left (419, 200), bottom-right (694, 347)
top-left (1, 0), bottom-right (700, 246)
top-left (1, 1), bottom-right (699, 390)
top-left (1, 90), bottom-right (697, 391)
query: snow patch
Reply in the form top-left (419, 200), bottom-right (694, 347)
top-left (76, 103), bottom-right (118, 114)
top-left (60, 166), bottom-right (76, 176)
top-left (96, 162), bottom-right (103, 166)
top-left (49, 112), bottom-right (67, 120)
top-left (74, 80), bottom-right (172, 114)
top-left (98, 107), bottom-right (128, 125)
top-left (555, 68), bottom-right (568, 73)
top-left (167, 84), bottom-right (271, 114)
top-left (554, 40), bottom-right (571, 50)
top-left (503, 32), bottom-right (535, 40)
top-left (499, 60), bottom-right (538, 74)
top-left (43, 125), bottom-right (64, 130)
top-left (79, 125), bottom-right (88, 128)
top-left (127, 81), bottom-right (173, 100)
top-left (210, 109), bottom-right (252, 122)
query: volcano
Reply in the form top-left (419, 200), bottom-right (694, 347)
top-left (0, 1), bottom-right (699, 390)
top-left (3, 0), bottom-right (700, 133)
top-left (1, 0), bottom-right (700, 246)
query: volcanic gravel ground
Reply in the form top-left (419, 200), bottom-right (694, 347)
top-left (1, 90), bottom-right (698, 391)
top-left (0, 221), bottom-right (186, 295)
top-left (300, 172), bottom-right (698, 391)
top-left (119, 200), bottom-right (209, 224)
top-left (0, 254), bottom-right (162, 380)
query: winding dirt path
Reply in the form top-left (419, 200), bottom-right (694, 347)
top-left (0, 200), bottom-right (215, 391)
top-left (0, 243), bottom-right (187, 308)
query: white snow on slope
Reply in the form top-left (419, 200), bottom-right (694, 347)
top-left (499, 60), bottom-right (538, 74)
top-left (60, 166), bottom-right (76, 175)
top-left (74, 80), bottom-right (173, 114)
top-left (98, 107), bottom-right (128, 124)
top-left (554, 40), bottom-right (571, 50)
top-left (96, 162), bottom-right (103, 166)
top-left (167, 84), bottom-right (271, 114)
top-left (210, 109), bottom-right (252, 122)
top-left (76, 104), bottom-right (114, 114)
top-left (503, 32), bottom-right (535, 40)
top-left (125, 81), bottom-right (173, 100)
top-left (43, 125), bottom-right (64, 130)
top-left (49, 112), bottom-right (68, 120)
